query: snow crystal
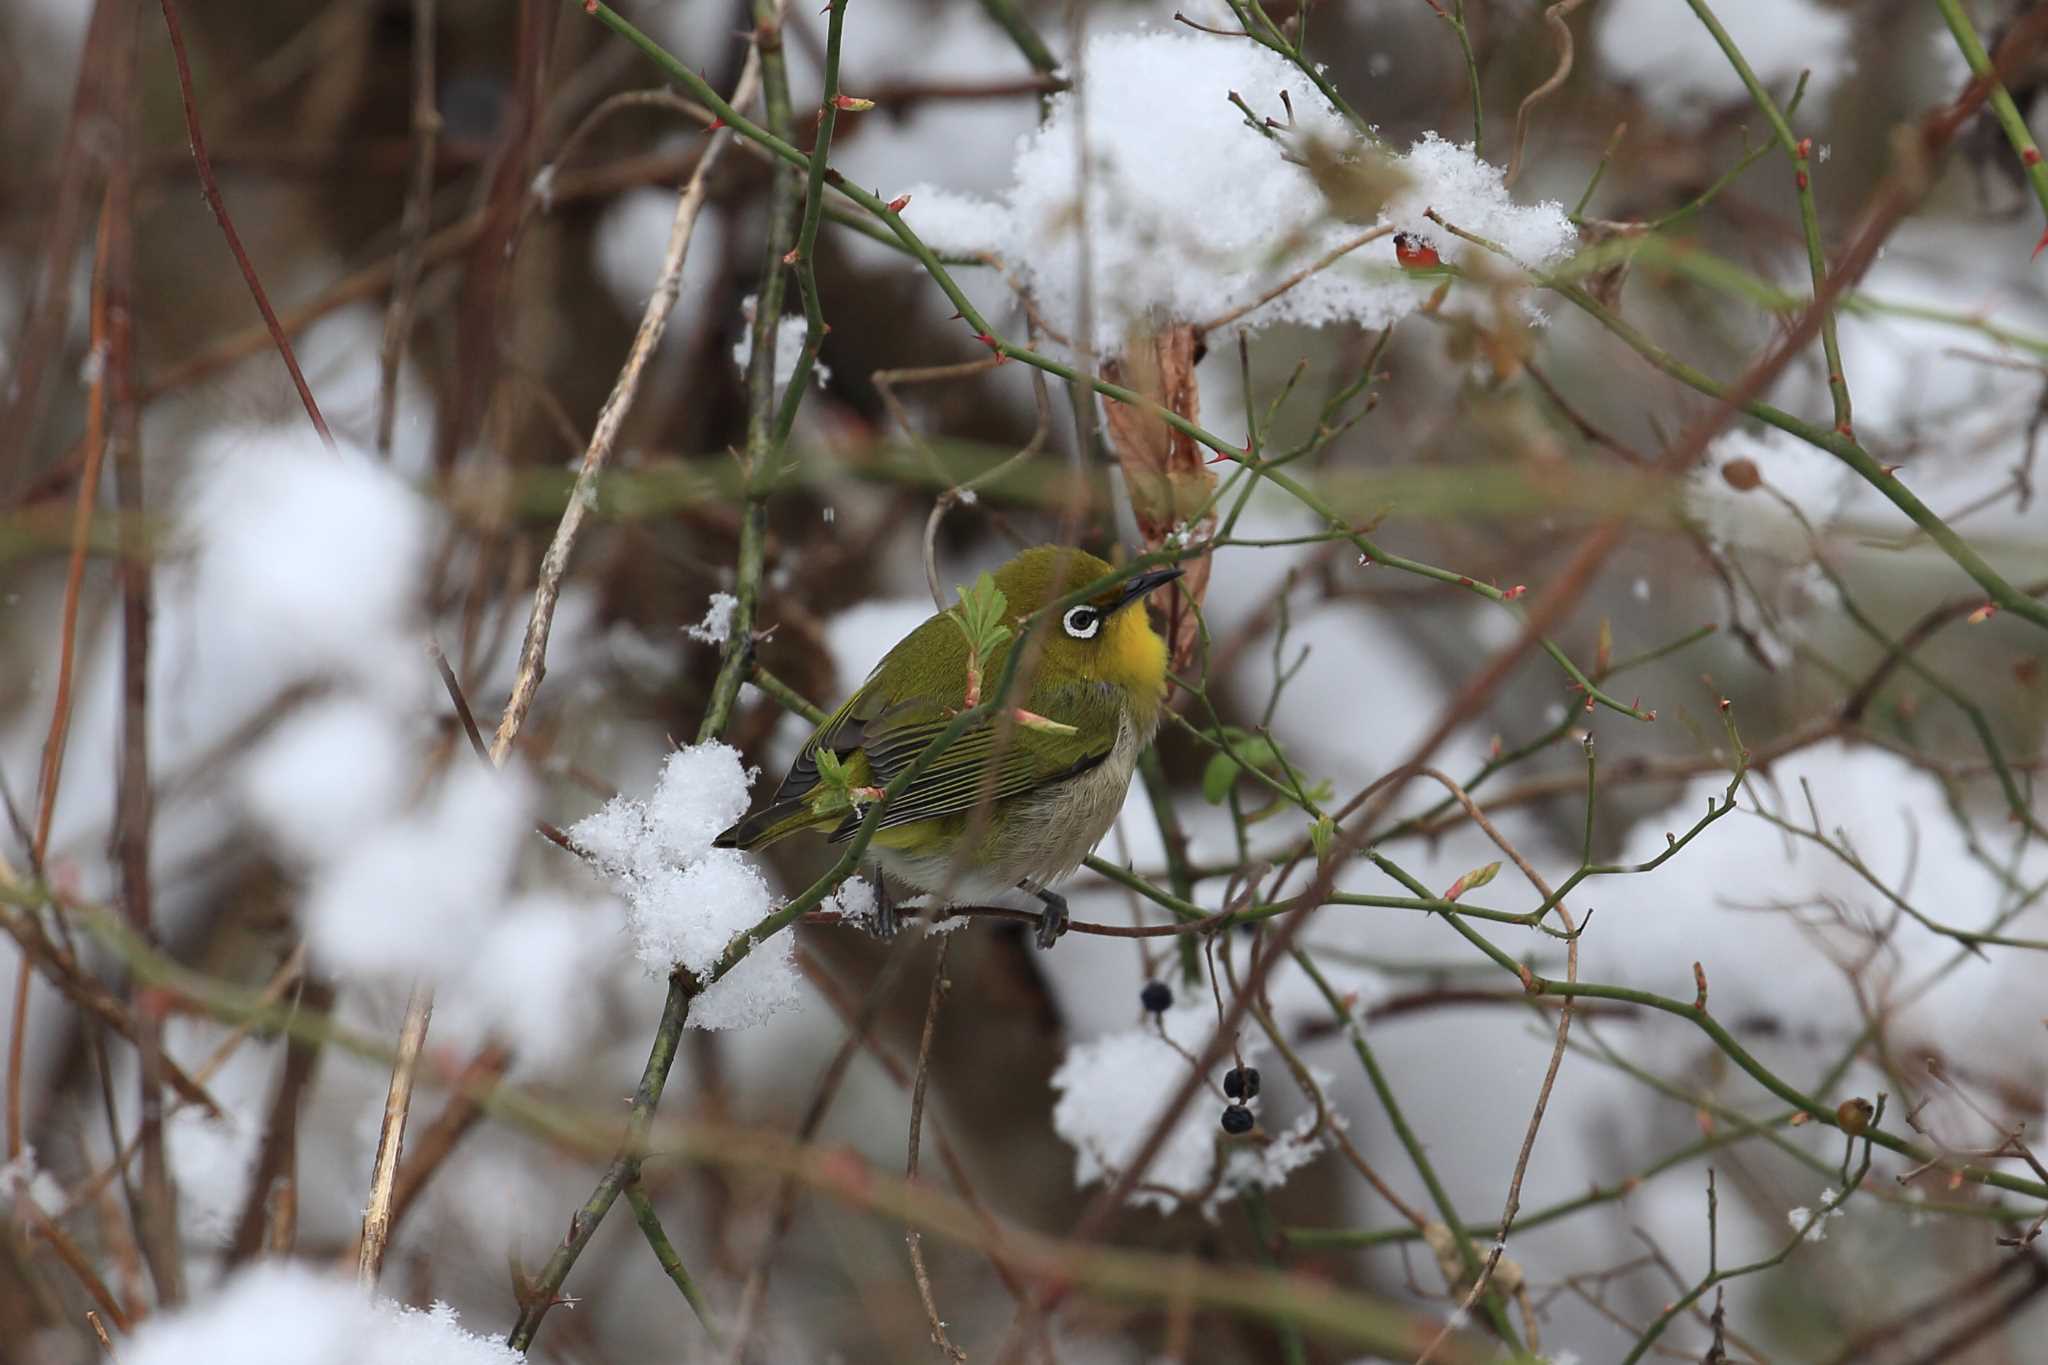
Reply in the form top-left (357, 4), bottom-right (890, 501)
top-left (907, 32), bottom-right (1576, 353)
top-left (1595, 0), bottom-right (1852, 120)
top-left (898, 188), bottom-right (1008, 256)
top-left (1787, 1188), bottom-right (1844, 1243)
top-left (686, 591), bottom-right (738, 645)
top-left (302, 760), bottom-right (537, 981)
top-left (570, 743), bottom-right (803, 1030)
top-left (1050, 1003), bottom-right (1325, 1215)
top-left (732, 294), bottom-right (830, 388)
top-left (821, 876), bottom-right (878, 927)
top-left (124, 1263), bottom-right (521, 1365)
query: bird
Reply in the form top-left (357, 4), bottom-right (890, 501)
top-left (715, 545), bottom-right (1182, 948)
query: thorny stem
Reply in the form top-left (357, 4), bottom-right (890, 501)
top-left (770, 0), bottom-right (849, 443)
top-left (506, 22), bottom-right (783, 1348)
top-left (1937, 0), bottom-right (2048, 228)
top-left (1680, 0), bottom-right (1853, 434)
top-left (1619, 1100), bottom-right (1885, 1365)
top-left (626, 1180), bottom-right (722, 1345)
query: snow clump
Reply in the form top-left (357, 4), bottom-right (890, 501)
top-left (123, 1262), bottom-right (521, 1365)
top-left (1050, 1002), bottom-right (1330, 1217)
top-left (570, 742), bottom-right (804, 1030)
top-left (900, 30), bottom-right (1578, 353)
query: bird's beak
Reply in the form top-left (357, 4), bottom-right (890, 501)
top-left (1112, 565), bottom-right (1185, 612)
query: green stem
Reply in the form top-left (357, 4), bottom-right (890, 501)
top-left (1293, 950), bottom-right (1520, 1343)
top-left (1681, 0), bottom-right (1851, 432)
top-left (1936, 0), bottom-right (2048, 225)
top-left (771, 0), bottom-right (846, 443)
top-left (1547, 275), bottom-right (2048, 635)
top-left (626, 1179), bottom-right (722, 1343)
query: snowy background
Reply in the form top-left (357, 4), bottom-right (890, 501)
top-left (2, 0), bottom-right (2047, 1361)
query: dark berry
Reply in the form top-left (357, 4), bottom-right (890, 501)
top-left (1140, 980), bottom-right (1173, 1014)
top-left (1220, 1103), bottom-right (1255, 1135)
top-left (1222, 1066), bottom-right (1261, 1100)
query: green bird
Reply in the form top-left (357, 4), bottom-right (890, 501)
top-left (715, 546), bottom-right (1182, 947)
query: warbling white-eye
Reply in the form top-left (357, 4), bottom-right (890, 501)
top-left (716, 545), bottom-right (1182, 947)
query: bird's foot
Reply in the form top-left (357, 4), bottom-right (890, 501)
top-left (867, 872), bottom-right (899, 942)
top-left (1022, 881), bottom-right (1068, 950)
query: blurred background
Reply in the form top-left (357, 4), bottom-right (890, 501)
top-left (4, 0), bottom-right (2048, 1361)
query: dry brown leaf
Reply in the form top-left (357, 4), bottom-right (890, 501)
top-left (1101, 323), bottom-right (1214, 674)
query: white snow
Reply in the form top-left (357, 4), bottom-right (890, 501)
top-left (301, 760), bottom-right (537, 982)
top-left (180, 426), bottom-right (435, 706)
top-left (1595, 0), bottom-right (1853, 119)
top-left (570, 743), bottom-right (804, 1029)
top-left (733, 293), bottom-right (831, 389)
top-left (900, 32), bottom-right (1577, 353)
top-left (593, 183), bottom-right (727, 338)
top-left (123, 1262), bottom-right (521, 1365)
top-left (0, 1145), bottom-right (64, 1214)
top-left (1786, 1188), bottom-right (1844, 1243)
top-left (1684, 426), bottom-right (1854, 558)
top-left (436, 893), bottom-right (615, 1074)
top-left (1050, 1003), bottom-right (1325, 1215)
top-left (240, 696), bottom-right (414, 867)
top-left (686, 591), bottom-right (738, 645)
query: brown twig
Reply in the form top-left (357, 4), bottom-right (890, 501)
top-left (1190, 227), bottom-right (1393, 337)
top-left (11, 185), bottom-right (119, 1167)
top-left (100, 9), bottom-right (182, 1306)
top-left (0, 0), bottom-right (123, 490)
top-left (23, 1195), bottom-right (132, 1334)
top-left (719, 933), bottom-right (924, 1363)
top-left (374, 0), bottom-right (441, 456)
top-left (490, 48), bottom-right (762, 763)
top-left (356, 985), bottom-right (434, 1286)
top-left (1504, 0), bottom-right (1586, 188)
top-left (905, 938), bottom-right (967, 1362)
top-left (1411, 766), bottom-right (1579, 1365)
top-left (380, 1042), bottom-right (514, 1235)
top-left (224, 976), bottom-right (334, 1266)
top-left (156, 0), bottom-right (333, 447)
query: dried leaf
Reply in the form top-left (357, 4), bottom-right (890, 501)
top-left (1102, 322), bottom-right (1214, 672)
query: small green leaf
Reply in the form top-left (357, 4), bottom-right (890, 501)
top-left (1202, 752), bottom-right (1241, 804)
top-left (1310, 815), bottom-right (1335, 863)
top-left (1444, 860), bottom-right (1503, 902)
top-left (1012, 707), bottom-right (1079, 736)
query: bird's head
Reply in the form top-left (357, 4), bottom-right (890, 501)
top-left (990, 545), bottom-right (1182, 699)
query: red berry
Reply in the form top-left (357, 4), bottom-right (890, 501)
top-left (1394, 232), bottom-right (1441, 269)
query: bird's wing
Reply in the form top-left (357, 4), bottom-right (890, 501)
top-left (762, 611), bottom-right (967, 809)
top-left (829, 689), bottom-right (1116, 838)
top-left (765, 612), bottom-right (1121, 837)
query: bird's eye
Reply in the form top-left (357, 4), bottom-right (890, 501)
top-left (1062, 605), bottom-right (1101, 640)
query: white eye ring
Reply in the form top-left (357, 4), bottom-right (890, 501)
top-left (1062, 605), bottom-right (1102, 639)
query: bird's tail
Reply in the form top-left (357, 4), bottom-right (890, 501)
top-left (714, 800), bottom-right (821, 851)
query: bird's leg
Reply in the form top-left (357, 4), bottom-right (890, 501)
top-left (867, 867), bottom-right (900, 941)
top-left (1019, 879), bottom-right (1068, 950)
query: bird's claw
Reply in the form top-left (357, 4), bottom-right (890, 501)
top-left (867, 874), bottom-right (899, 941)
top-left (1031, 888), bottom-right (1069, 950)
